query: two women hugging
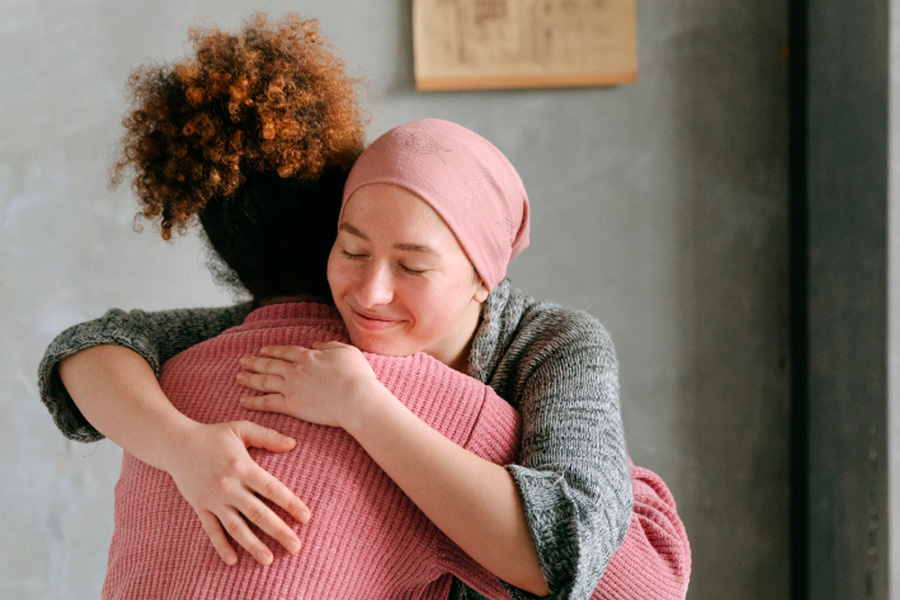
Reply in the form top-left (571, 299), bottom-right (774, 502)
top-left (39, 13), bottom-right (690, 600)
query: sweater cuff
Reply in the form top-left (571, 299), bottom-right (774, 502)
top-left (37, 310), bottom-right (163, 443)
top-left (503, 465), bottom-right (632, 600)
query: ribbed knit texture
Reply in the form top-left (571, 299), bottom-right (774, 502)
top-left (38, 281), bottom-right (691, 599)
top-left (589, 462), bottom-right (691, 600)
top-left (102, 303), bottom-right (520, 600)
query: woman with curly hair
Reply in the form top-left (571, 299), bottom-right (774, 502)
top-left (43, 15), bottom-right (525, 599)
top-left (39, 13), bottom-right (690, 600)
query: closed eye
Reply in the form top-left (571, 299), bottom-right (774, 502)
top-left (342, 249), bottom-right (368, 260)
top-left (400, 264), bottom-right (427, 275)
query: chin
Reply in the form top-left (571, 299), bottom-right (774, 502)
top-left (350, 334), bottom-right (411, 357)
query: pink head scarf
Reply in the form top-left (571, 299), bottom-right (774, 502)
top-left (340, 119), bottom-right (530, 291)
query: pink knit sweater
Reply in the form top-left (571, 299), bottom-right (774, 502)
top-left (103, 303), bottom-right (520, 600)
top-left (102, 302), bottom-right (690, 599)
top-left (591, 462), bottom-right (691, 599)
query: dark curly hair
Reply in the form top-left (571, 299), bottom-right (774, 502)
top-left (112, 13), bottom-right (365, 300)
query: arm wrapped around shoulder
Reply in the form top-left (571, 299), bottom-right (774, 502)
top-left (501, 311), bottom-right (632, 599)
top-left (591, 462), bottom-right (691, 600)
top-left (37, 303), bottom-right (252, 441)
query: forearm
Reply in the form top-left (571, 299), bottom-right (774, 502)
top-left (58, 345), bottom-right (196, 469)
top-left (344, 386), bottom-right (549, 597)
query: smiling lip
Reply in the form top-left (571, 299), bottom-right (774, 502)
top-left (349, 307), bottom-right (404, 331)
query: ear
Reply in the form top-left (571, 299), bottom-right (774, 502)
top-left (473, 280), bottom-right (490, 303)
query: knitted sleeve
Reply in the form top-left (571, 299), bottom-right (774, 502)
top-left (462, 285), bottom-right (633, 600)
top-left (450, 459), bottom-right (692, 600)
top-left (36, 303), bottom-right (252, 442)
top-left (504, 314), bottom-right (631, 600)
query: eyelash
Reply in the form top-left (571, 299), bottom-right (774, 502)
top-left (343, 250), bottom-right (426, 276)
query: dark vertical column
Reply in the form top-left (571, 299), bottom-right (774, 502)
top-left (788, 1), bottom-right (808, 597)
top-left (791, 1), bottom-right (889, 599)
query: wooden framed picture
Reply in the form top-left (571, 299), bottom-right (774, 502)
top-left (413, 0), bottom-right (638, 91)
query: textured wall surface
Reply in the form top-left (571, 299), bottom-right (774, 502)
top-left (0, 2), bottom-right (789, 598)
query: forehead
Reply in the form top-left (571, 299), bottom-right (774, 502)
top-left (341, 184), bottom-right (455, 242)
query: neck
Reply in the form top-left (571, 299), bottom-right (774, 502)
top-left (438, 300), bottom-right (483, 374)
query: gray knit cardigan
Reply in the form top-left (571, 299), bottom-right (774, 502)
top-left (37, 280), bottom-right (632, 600)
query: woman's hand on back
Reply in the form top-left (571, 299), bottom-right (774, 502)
top-left (160, 420), bottom-right (311, 566)
top-left (238, 342), bottom-right (550, 595)
top-left (237, 341), bottom-right (385, 430)
top-left (57, 345), bottom-right (311, 567)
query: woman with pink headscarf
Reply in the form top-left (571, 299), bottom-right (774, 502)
top-left (40, 119), bottom-right (689, 598)
top-left (238, 118), bottom-right (691, 599)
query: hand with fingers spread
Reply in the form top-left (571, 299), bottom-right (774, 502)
top-left (160, 420), bottom-right (311, 566)
top-left (56, 344), bottom-right (312, 568)
top-left (237, 341), bottom-right (386, 429)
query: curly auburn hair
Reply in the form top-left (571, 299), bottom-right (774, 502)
top-left (112, 13), bottom-right (365, 242)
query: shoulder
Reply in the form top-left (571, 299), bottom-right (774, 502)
top-left (473, 281), bottom-right (617, 398)
top-left (519, 292), bottom-right (611, 345)
top-left (368, 351), bottom-right (490, 405)
top-left (498, 284), bottom-right (615, 364)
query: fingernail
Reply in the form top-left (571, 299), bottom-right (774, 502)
top-left (287, 538), bottom-right (301, 554)
top-left (260, 551), bottom-right (273, 566)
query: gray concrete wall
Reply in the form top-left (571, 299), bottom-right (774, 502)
top-left (0, 2), bottom-right (789, 598)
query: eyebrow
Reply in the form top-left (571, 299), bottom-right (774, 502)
top-left (338, 222), bottom-right (369, 240)
top-left (338, 222), bottom-right (440, 256)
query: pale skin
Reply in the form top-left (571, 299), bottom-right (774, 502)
top-left (58, 184), bottom-right (549, 596)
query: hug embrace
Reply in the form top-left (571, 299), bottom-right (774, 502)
top-left (38, 13), bottom-right (690, 600)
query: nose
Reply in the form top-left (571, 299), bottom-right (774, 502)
top-left (354, 261), bottom-right (394, 307)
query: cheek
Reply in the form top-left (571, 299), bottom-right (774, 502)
top-left (326, 252), bottom-right (351, 295)
top-left (410, 282), bottom-right (468, 327)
